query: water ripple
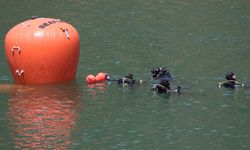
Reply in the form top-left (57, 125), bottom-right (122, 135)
top-left (0, 76), bottom-right (9, 81)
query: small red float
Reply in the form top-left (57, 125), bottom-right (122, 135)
top-left (85, 74), bottom-right (96, 84)
top-left (5, 17), bottom-right (80, 84)
top-left (95, 72), bottom-right (107, 82)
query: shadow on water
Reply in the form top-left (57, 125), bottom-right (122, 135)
top-left (6, 82), bottom-right (83, 150)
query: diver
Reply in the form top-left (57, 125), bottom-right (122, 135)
top-left (151, 67), bottom-right (181, 94)
top-left (151, 66), bottom-right (172, 80)
top-left (117, 73), bottom-right (136, 85)
top-left (218, 72), bottom-right (244, 88)
top-left (105, 73), bottom-right (144, 86)
top-left (152, 78), bottom-right (181, 94)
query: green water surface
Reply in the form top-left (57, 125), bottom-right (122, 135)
top-left (0, 0), bottom-right (250, 149)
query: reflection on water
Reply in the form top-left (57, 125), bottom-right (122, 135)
top-left (0, 76), bottom-right (9, 81)
top-left (86, 82), bottom-right (108, 96)
top-left (1, 0), bottom-right (250, 149)
top-left (7, 82), bottom-right (83, 150)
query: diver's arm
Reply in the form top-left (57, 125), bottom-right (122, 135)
top-left (218, 80), bottom-right (244, 87)
top-left (152, 84), bottom-right (167, 90)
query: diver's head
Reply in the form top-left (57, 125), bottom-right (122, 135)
top-left (151, 67), bottom-right (160, 78)
top-left (226, 72), bottom-right (236, 81)
top-left (105, 73), bottom-right (111, 81)
top-left (151, 66), bottom-right (172, 79)
top-left (125, 73), bottom-right (133, 79)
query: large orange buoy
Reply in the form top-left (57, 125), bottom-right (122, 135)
top-left (5, 17), bottom-right (80, 84)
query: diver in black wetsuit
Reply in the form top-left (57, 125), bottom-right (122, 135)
top-left (117, 73), bottom-right (136, 85)
top-left (106, 73), bottom-right (144, 86)
top-left (151, 66), bottom-right (181, 94)
top-left (152, 78), bottom-right (181, 94)
top-left (151, 67), bottom-right (172, 80)
top-left (218, 72), bottom-right (244, 88)
top-left (152, 78), bottom-right (170, 93)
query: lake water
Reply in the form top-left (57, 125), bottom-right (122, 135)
top-left (0, 0), bottom-right (250, 149)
